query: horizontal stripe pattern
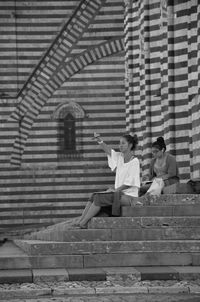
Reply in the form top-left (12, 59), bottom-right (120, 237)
top-left (0, 0), bottom-right (81, 96)
top-left (0, 0), bottom-right (125, 230)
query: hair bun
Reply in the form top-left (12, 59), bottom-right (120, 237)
top-left (132, 134), bottom-right (138, 145)
top-left (157, 137), bottom-right (165, 144)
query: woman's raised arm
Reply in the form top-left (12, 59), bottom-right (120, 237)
top-left (93, 132), bottom-right (112, 156)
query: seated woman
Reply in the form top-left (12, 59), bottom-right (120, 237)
top-left (140, 137), bottom-right (179, 196)
top-left (74, 132), bottom-right (141, 228)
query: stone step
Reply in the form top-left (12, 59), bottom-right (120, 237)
top-left (0, 224), bottom-right (48, 241)
top-left (14, 239), bottom-right (200, 255)
top-left (89, 216), bottom-right (200, 229)
top-left (25, 226), bottom-right (200, 242)
top-left (1, 266), bottom-right (200, 284)
top-left (29, 228), bottom-right (111, 242)
top-left (0, 251), bottom-right (199, 269)
top-left (138, 194), bottom-right (200, 205)
top-left (122, 204), bottom-right (200, 217)
top-left (111, 227), bottom-right (200, 241)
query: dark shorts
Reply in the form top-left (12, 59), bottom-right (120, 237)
top-left (90, 191), bottom-right (137, 216)
top-left (91, 192), bottom-right (114, 207)
top-left (89, 191), bottom-right (121, 216)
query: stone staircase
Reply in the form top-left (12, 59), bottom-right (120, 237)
top-left (1, 194), bottom-right (200, 283)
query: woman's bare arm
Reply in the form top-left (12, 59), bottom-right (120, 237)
top-left (93, 133), bottom-right (112, 156)
top-left (115, 184), bottom-right (131, 192)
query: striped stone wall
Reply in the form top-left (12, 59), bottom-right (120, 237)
top-left (124, 0), bottom-right (200, 180)
top-left (0, 0), bottom-right (126, 232)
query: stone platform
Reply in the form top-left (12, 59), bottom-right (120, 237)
top-left (1, 194), bottom-right (200, 283)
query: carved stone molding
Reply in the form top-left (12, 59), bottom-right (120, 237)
top-left (52, 101), bottom-right (85, 120)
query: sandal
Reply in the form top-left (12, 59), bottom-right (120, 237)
top-left (79, 224), bottom-right (88, 229)
top-left (72, 224), bottom-right (87, 229)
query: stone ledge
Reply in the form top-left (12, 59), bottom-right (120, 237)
top-left (52, 287), bottom-right (95, 296)
top-left (0, 269), bottom-right (32, 284)
top-left (68, 268), bottom-right (106, 281)
top-left (122, 204), bottom-right (200, 217)
top-left (14, 239), bottom-right (200, 256)
top-left (0, 288), bottom-right (51, 300)
top-left (135, 266), bottom-right (179, 281)
top-left (89, 216), bottom-right (200, 229)
top-left (95, 286), bottom-right (148, 294)
top-left (189, 286), bottom-right (200, 293)
top-left (33, 268), bottom-right (69, 283)
top-left (0, 284), bottom-right (200, 298)
top-left (2, 266), bottom-right (200, 285)
top-left (102, 267), bottom-right (141, 282)
top-left (148, 286), bottom-right (189, 294)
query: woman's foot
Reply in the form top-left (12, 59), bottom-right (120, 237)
top-left (80, 224), bottom-right (87, 229)
top-left (70, 217), bottom-right (81, 227)
top-left (73, 223), bottom-right (87, 229)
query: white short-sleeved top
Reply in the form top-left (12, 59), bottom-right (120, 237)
top-left (107, 149), bottom-right (140, 197)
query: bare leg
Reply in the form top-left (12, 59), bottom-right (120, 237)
top-left (79, 203), bottom-right (101, 227)
top-left (72, 201), bottom-right (92, 225)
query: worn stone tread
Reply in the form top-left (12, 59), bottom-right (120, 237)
top-left (14, 239), bottom-right (200, 255)
top-left (89, 216), bottom-right (200, 229)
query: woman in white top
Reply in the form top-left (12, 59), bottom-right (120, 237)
top-left (75, 133), bottom-right (141, 228)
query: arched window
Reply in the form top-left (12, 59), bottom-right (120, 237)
top-left (52, 102), bottom-right (85, 160)
top-left (63, 113), bottom-right (76, 151)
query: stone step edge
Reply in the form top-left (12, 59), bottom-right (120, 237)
top-left (25, 226), bottom-right (200, 242)
top-left (1, 285), bottom-right (200, 299)
top-left (1, 266), bottom-right (200, 285)
top-left (14, 239), bottom-right (200, 256)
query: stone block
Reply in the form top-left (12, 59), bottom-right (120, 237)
top-left (112, 227), bottom-right (200, 241)
top-left (29, 255), bottom-right (83, 269)
top-left (62, 229), bottom-right (111, 242)
top-left (135, 266), bottom-right (179, 281)
top-left (0, 269), bottom-right (32, 284)
top-left (192, 254), bottom-right (200, 266)
top-left (33, 268), bottom-right (69, 283)
top-left (102, 267), bottom-right (141, 281)
top-left (84, 252), bottom-right (192, 267)
top-left (173, 266), bottom-right (200, 280)
top-left (189, 286), bottom-right (200, 293)
top-left (141, 217), bottom-right (200, 228)
top-left (0, 256), bottom-right (31, 270)
top-left (164, 227), bottom-right (200, 240)
top-left (95, 286), bottom-right (148, 294)
top-left (122, 206), bottom-right (173, 217)
top-left (53, 287), bottom-right (95, 296)
top-left (0, 289), bottom-right (51, 300)
top-left (148, 286), bottom-right (189, 294)
top-left (122, 204), bottom-right (200, 217)
top-left (90, 216), bottom-right (200, 229)
top-left (67, 268), bottom-right (106, 281)
top-left (153, 194), bottom-right (200, 205)
top-left (173, 205), bottom-right (200, 216)
top-left (112, 229), bottom-right (144, 241)
top-left (27, 229), bottom-right (111, 242)
top-left (16, 240), bottom-right (200, 256)
top-left (89, 217), bottom-right (142, 229)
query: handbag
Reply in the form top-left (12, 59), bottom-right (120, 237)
top-left (187, 178), bottom-right (200, 194)
top-left (147, 178), bottom-right (164, 196)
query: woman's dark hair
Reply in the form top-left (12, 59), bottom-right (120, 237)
top-left (122, 134), bottom-right (138, 150)
top-left (152, 137), bottom-right (166, 152)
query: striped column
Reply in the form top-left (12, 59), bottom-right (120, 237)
top-left (124, 0), bottom-right (200, 180)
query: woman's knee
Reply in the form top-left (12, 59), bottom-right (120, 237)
top-left (120, 195), bottom-right (135, 206)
